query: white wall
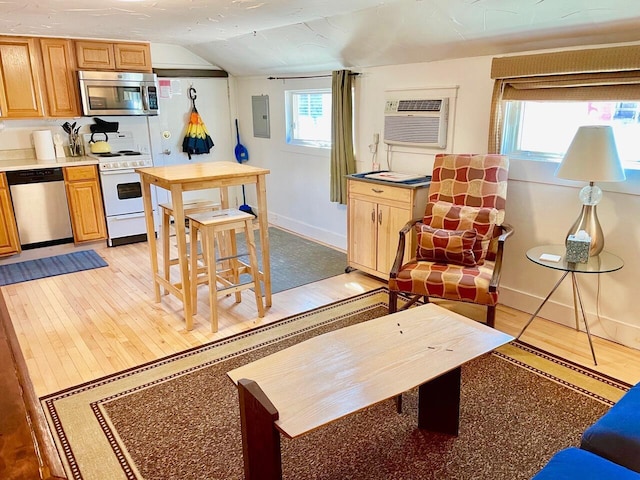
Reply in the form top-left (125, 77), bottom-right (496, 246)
top-left (233, 45), bottom-right (640, 351)
top-left (233, 76), bottom-right (348, 248)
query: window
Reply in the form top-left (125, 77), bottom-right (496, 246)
top-left (502, 101), bottom-right (640, 166)
top-left (285, 89), bottom-right (332, 148)
top-left (489, 45), bottom-right (640, 168)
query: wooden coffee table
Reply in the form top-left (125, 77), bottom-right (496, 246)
top-left (227, 303), bottom-right (513, 480)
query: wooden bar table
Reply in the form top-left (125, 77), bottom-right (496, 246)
top-left (135, 161), bottom-right (271, 330)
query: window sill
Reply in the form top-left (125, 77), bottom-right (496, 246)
top-left (280, 142), bottom-right (330, 158)
top-left (509, 157), bottom-right (640, 195)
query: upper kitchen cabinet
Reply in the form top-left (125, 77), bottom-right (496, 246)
top-left (75, 41), bottom-right (152, 72)
top-left (39, 38), bottom-right (81, 117)
top-left (0, 36), bottom-right (45, 118)
top-left (114, 43), bottom-right (152, 72)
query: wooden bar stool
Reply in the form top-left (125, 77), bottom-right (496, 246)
top-left (187, 208), bottom-right (265, 332)
top-left (158, 200), bottom-right (220, 293)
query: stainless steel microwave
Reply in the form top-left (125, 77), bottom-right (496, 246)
top-left (78, 70), bottom-right (159, 116)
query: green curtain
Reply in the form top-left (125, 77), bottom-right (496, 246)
top-left (330, 70), bottom-right (356, 204)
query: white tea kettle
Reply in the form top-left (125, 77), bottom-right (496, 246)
top-left (89, 132), bottom-right (111, 154)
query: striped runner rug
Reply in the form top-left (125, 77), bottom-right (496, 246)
top-left (0, 250), bottom-right (107, 286)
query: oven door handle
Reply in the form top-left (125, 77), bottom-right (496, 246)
top-left (100, 169), bottom-right (137, 175)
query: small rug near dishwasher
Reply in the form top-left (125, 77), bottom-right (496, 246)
top-left (0, 250), bottom-right (107, 286)
top-left (41, 288), bottom-right (629, 480)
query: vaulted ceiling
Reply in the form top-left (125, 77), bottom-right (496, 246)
top-left (2, 0), bottom-right (640, 76)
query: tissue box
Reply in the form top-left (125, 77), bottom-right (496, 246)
top-left (566, 234), bottom-right (591, 263)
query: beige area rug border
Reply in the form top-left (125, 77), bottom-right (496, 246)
top-left (41, 288), bottom-right (630, 480)
top-left (495, 342), bottom-right (630, 405)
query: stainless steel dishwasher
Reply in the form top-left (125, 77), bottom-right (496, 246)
top-left (6, 168), bottom-right (74, 249)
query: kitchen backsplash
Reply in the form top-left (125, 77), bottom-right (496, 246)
top-left (0, 116), bottom-right (153, 158)
top-left (0, 148), bottom-right (34, 160)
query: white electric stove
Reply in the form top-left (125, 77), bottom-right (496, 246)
top-left (84, 131), bottom-right (155, 246)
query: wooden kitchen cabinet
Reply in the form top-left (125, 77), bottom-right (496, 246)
top-left (347, 177), bottom-right (430, 279)
top-left (64, 166), bottom-right (107, 243)
top-left (114, 43), bottom-right (152, 72)
top-left (75, 40), bottom-right (152, 72)
top-left (0, 36), bottom-right (45, 118)
top-left (39, 38), bottom-right (81, 117)
top-left (0, 172), bottom-right (21, 256)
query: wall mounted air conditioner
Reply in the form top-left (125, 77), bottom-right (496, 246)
top-left (383, 98), bottom-right (449, 148)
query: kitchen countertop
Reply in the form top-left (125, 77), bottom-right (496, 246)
top-left (0, 156), bottom-right (98, 172)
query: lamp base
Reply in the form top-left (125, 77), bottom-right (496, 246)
top-left (566, 204), bottom-right (603, 256)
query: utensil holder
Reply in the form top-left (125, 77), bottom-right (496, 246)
top-left (68, 133), bottom-right (84, 157)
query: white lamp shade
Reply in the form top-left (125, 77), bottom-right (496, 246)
top-left (555, 125), bottom-right (626, 182)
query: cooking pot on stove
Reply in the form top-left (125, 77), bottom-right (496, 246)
top-left (89, 132), bottom-right (111, 154)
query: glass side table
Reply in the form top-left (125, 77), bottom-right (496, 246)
top-left (517, 245), bottom-right (624, 365)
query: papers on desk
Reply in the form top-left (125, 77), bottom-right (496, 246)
top-left (364, 171), bottom-right (427, 182)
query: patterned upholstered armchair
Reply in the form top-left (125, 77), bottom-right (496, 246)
top-left (388, 153), bottom-right (513, 327)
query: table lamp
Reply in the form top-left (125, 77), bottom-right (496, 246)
top-left (555, 125), bottom-right (625, 256)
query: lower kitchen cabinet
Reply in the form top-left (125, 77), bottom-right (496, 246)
top-left (0, 172), bottom-right (21, 256)
top-left (64, 165), bottom-right (107, 243)
top-left (347, 177), bottom-right (430, 279)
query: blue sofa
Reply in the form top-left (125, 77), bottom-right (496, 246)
top-left (532, 383), bottom-right (640, 479)
top-left (532, 447), bottom-right (639, 479)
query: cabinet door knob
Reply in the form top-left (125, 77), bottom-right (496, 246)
top-left (372, 188), bottom-right (384, 194)
top-left (378, 210), bottom-right (382, 225)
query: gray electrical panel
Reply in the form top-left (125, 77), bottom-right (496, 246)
top-left (252, 95), bottom-right (270, 138)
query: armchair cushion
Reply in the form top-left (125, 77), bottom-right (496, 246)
top-left (424, 201), bottom-right (501, 264)
top-left (416, 224), bottom-right (477, 266)
top-left (389, 259), bottom-right (498, 306)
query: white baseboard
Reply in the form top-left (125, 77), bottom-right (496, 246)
top-left (267, 211), bottom-right (347, 251)
top-left (500, 286), bottom-right (640, 351)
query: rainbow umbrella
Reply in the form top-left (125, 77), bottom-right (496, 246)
top-left (182, 87), bottom-right (214, 159)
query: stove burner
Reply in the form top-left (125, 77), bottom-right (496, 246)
top-left (98, 153), bottom-right (120, 158)
top-left (118, 150), bottom-right (142, 156)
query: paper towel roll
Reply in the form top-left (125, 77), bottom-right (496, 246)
top-left (33, 130), bottom-right (56, 163)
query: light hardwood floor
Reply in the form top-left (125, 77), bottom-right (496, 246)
top-left (3, 237), bottom-right (640, 398)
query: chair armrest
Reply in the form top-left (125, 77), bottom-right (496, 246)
top-left (389, 219), bottom-right (420, 279)
top-left (489, 223), bottom-right (514, 291)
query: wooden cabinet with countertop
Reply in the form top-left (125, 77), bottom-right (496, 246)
top-left (39, 38), bottom-right (81, 118)
top-left (0, 172), bottom-right (21, 256)
top-left (0, 36), bottom-right (45, 118)
top-left (75, 40), bottom-right (152, 72)
top-left (347, 176), bottom-right (430, 279)
top-left (63, 165), bottom-right (107, 243)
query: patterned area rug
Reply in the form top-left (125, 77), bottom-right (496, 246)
top-left (41, 288), bottom-right (629, 480)
top-left (0, 250), bottom-right (107, 286)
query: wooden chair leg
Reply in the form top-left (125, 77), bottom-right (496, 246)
top-left (486, 305), bottom-right (496, 328)
top-left (206, 227), bottom-right (219, 332)
top-left (244, 220), bottom-right (264, 318)
top-left (228, 230), bottom-right (242, 303)
top-left (162, 208), bottom-right (171, 295)
top-left (389, 290), bottom-right (398, 314)
top-left (189, 220), bottom-right (199, 315)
